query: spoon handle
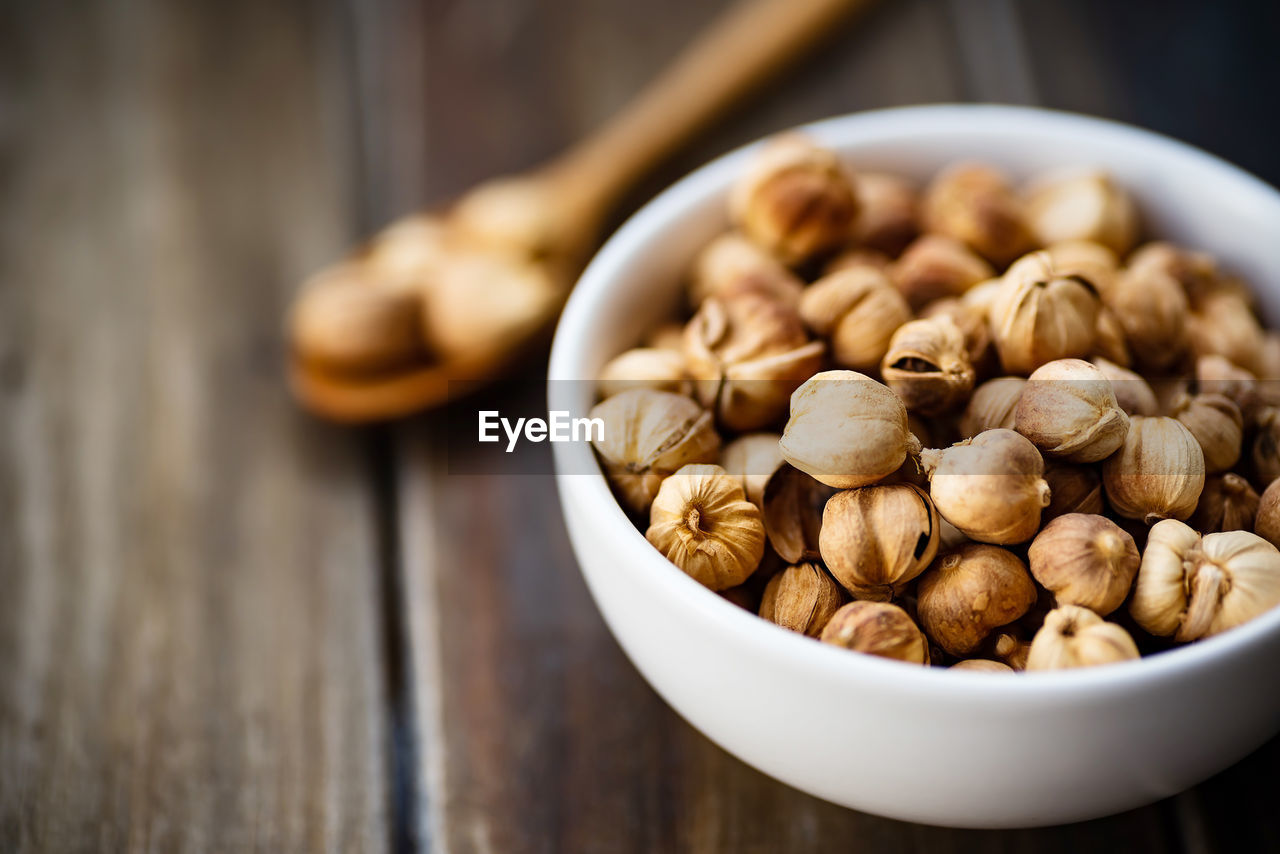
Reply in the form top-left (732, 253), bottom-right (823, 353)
top-left (544, 0), bottom-right (876, 228)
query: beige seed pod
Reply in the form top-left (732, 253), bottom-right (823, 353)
top-left (759, 562), bottom-right (846, 638)
top-left (989, 251), bottom-right (1100, 375)
top-left (1026, 605), bottom-right (1140, 670)
top-left (1028, 514), bottom-right (1140, 615)
top-left (686, 231), bottom-right (804, 309)
top-left (780, 371), bottom-right (922, 489)
top-left (920, 297), bottom-right (996, 376)
top-left (1042, 462), bottom-right (1105, 521)
top-left (1014, 358), bottom-right (1130, 463)
top-left (289, 263), bottom-right (426, 373)
top-left (1046, 240), bottom-right (1120, 288)
top-left (598, 348), bottom-right (689, 399)
top-left (880, 316), bottom-right (976, 415)
top-left (950, 659), bottom-right (1014, 673)
top-left (683, 293), bottom-right (825, 431)
top-left (1190, 473), bottom-right (1260, 534)
top-left (1171, 393), bottom-right (1243, 474)
top-left (889, 234), bottom-right (994, 309)
top-left (1255, 478), bottom-right (1280, 547)
top-left (1091, 357), bottom-right (1158, 416)
top-left (1092, 307), bottom-right (1132, 368)
top-left (959, 276), bottom-right (1004, 316)
top-left (937, 515), bottom-right (970, 550)
top-left (1104, 267), bottom-right (1189, 370)
top-left (920, 429), bottom-right (1051, 545)
top-left (1131, 519), bottom-right (1280, 641)
top-left (851, 171), bottom-right (920, 256)
top-left (818, 484), bottom-right (940, 601)
top-left (1257, 332), bottom-right (1280, 382)
top-left (1102, 416), bottom-right (1205, 524)
top-left (1026, 171), bottom-right (1138, 255)
top-left (916, 544), bottom-right (1037, 656)
top-left (420, 249), bottom-right (560, 359)
top-left (645, 322), bottom-right (687, 352)
top-left (449, 175), bottom-right (573, 256)
top-left (1127, 241), bottom-right (1220, 308)
top-left (761, 465), bottom-right (836, 563)
top-left (589, 389), bottom-right (721, 513)
top-left (719, 433), bottom-right (785, 509)
top-left (994, 631), bottom-right (1032, 671)
top-left (646, 464), bottom-right (765, 591)
top-left (824, 246), bottom-right (892, 277)
top-left (798, 267), bottom-right (912, 373)
top-left (921, 162), bottom-right (1034, 267)
top-left (363, 213), bottom-right (453, 286)
top-left (1195, 355), bottom-right (1260, 418)
top-left (1186, 292), bottom-right (1266, 375)
top-left (1252, 408), bottom-right (1280, 487)
top-left (729, 134), bottom-right (858, 266)
top-left (960, 377), bottom-right (1026, 439)
top-left (820, 601), bottom-right (929, 664)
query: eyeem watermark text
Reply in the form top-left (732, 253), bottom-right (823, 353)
top-left (478, 410), bottom-right (604, 453)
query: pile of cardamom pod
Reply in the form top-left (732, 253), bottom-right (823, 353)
top-left (589, 134), bottom-right (1280, 671)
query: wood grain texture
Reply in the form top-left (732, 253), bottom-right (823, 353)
top-left (2, 0), bottom-right (1277, 851)
top-left (0, 0), bottom-right (390, 851)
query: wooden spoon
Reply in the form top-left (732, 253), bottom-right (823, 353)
top-left (289, 0), bottom-right (875, 422)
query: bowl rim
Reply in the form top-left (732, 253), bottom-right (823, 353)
top-left (549, 103), bottom-right (1280, 699)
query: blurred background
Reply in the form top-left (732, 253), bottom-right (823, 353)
top-left (2, 0), bottom-right (1278, 851)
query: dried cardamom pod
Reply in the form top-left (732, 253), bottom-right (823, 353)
top-left (761, 465), bottom-right (836, 563)
top-left (921, 162), bottom-right (1033, 266)
top-left (960, 377), bottom-right (1026, 439)
top-left (916, 544), bottom-right (1038, 656)
top-left (730, 134), bottom-right (858, 265)
top-left (798, 266), bottom-right (912, 373)
top-left (989, 251), bottom-right (1100, 375)
top-left (880, 316), bottom-right (976, 415)
top-left (1103, 266), bottom-right (1188, 370)
top-left (1190, 473), bottom-right (1259, 534)
top-left (687, 231), bottom-right (804, 308)
top-left (289, 263), bottom-right (426, 372)
top-left (890, 233), bottom-right (994, 309)
top-left (1255, 478), bottom-right (1280, 547)
top-left (851, 171), bottom-right (920, 256)
top-left (597, 348), bottom-right (689, 399)
top-left (1027, 514), bottom-right (1140, 615)
top-left (1102, 416), bottom-right (1205, 524)
top-left (1027, 605), bottom-right (1140, 670)
top-left (759, 562), bottom-right (846, 637)
top-left (646, 464), bottom-right (765, 591)
top-left (820, 601), bottom-right (929, 664)
top-left (920, 429), bottom-right (1051, 545)
top-left (1131, 519), bottom-right (1280, 641)
top-left (1171, 393), bottom-right (1244, 474)
top-left (590, 389), bottom-right (721, 513)
top-left (780, 371), bottom-right (921, 489)
top-left (683, 292), bottom-right (825, 431)
top-left (818, 484), bottom-right (940, 601)
top-left (1014, 358), bottom-right (1130, 463)
top-left (1186, 293), bottom-right (1266, 375)
top-left (720, 433), bottom-right (785, 509)
top-left (1042, 462), bottom-right (1104, 521)
top-left (1026, 171), bottom-right (1138, 255)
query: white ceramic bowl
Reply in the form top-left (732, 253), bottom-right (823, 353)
top-left (548, 105), bottom-right (1280, 828)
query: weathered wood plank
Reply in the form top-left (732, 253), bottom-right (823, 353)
top-left (0, 1), bottom-right (390, 850)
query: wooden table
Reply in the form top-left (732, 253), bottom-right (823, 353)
top-left (3, 0), bottom-right (1278, 850)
